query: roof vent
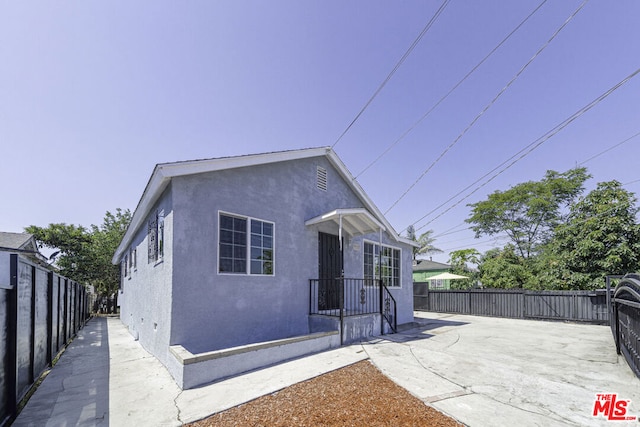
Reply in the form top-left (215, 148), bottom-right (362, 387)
top-left (316, 166), bottom-right (327, 191)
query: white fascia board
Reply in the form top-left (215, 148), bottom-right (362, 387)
top-left (113, 147), bottom-right (333, 264)
top-left (305, 208), bottom-right (386, 234)
top-left (324, 151), bottom-right (406, 244)
top-left (112, 165), bottom-right (170, 264)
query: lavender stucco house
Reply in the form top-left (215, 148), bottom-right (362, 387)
top-left (112, 147), bottom-right (417, 388)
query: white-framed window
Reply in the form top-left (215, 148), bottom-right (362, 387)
top-left (219, 212), bottom-right (274, 275)
top-left (363, 241), bottom-right (401, 288)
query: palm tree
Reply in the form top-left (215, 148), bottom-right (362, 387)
top-left (406, 227), bottom-right (442, 261)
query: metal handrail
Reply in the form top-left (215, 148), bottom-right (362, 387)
top-left (309, 277), bottom-right (398, 338)
top-left (380, 280), bottom-right (397, 333)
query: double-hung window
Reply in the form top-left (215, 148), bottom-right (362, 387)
top-left (363, 242), bottom-right (400, 287)
top-left (219, 212), bottom-right (274, 275)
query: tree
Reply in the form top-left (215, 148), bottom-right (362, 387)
top-left (414, 229), bottom-right (443, 260)
top-left (540, 181), bottom-right (640, 290)
top-left (448, 248), bottom-right (480, 289)
top-left (467, 168), bottom-right (590, 259)
top-left (26, 208), bottom-right (132, 311)
top-left (478, 246), bottom-right (533, 289)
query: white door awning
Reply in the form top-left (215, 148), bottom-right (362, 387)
top-left (305, 208), bottom-right (386, 237)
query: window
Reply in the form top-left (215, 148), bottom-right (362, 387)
top-left (219, 212), bottom-right (274, 275)
top-left (250, 220), bottom-right (273, 274)
top-left (364, 242), bottom-right (400, 287)
top-left (148, 210), bottom-right (164, 263)
top-left (148, 215), bottom-right (158, 263)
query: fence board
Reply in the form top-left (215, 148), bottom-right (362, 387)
top-left (414, 283), bottom-right (610, 324)
top-left (0, 254), bottom-right (88, 426)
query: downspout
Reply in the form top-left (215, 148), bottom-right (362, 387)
top-left (339, 214), bottom-right (344, 345)
top-left (379, 228), bottom-right (384, 335)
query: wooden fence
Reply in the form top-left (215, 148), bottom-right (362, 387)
top-left (413, 282), bottom-right (610, 323)
top-left (0, 253), bottom-right (89, 426)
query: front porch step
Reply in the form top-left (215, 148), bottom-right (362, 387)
top-left (309, 313), bottom-right (394, 345)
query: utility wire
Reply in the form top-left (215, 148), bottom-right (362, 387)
top-left (355, 0), bottom-right (548, 179)
top-left (578, 130), bottom-right (640, 165)
top-left (331, 0), bottom-right (450, 149)
top-left (420, 132), bottom-right (640, 238)
top-left (410, 65), bottom-right (640, 234)
top-left (384, 0), bottom-right (589, 215)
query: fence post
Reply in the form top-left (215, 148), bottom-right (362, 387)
top-left (28, 265), bottom-right (36, 385)
top-left (46, 272), bottom-right (53, 366)
top-left (7, 254), bottom-right (18, 422)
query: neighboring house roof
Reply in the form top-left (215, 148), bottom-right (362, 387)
top-left (413, 259), bottom-right (451, 272)
top-left (0, 232), bottom-right (38, 253)
top-left (113, 147), bottom-right (417, 264)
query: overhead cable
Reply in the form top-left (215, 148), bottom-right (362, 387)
top-left (410, 65), bottom-right (640, 234)
top-left (331, 0), bottom-right (450, 149)
top-left (578, 130), bottom-right (640, 165)
top-left (355, 0), bottom-right (548, 179)
top-left (384, 0), bottom-right (589, 215)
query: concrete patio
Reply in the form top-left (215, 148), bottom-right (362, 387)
top-left (13, 312), bottom-right (640, 426)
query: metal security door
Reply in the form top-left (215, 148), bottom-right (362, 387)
top-left (318, 232), bottom-right (342, 310)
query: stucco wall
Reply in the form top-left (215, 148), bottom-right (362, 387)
top-left (122, 154), bottom-right (415, 358)
top-left (168, 155), bottom-right (419, 353)
top-left (118, 185), bottom-right (175, 367)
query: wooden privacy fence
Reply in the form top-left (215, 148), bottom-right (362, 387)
top-left (413, 283), bottom-right (610, 323)
top-left (0, 253), bottom-right (89, 426)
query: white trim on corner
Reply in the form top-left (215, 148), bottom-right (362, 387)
top-left (217, 210), bottom-right (276, 277)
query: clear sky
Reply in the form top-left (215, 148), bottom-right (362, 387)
top-left (1, 1), bottom-right (639, 263)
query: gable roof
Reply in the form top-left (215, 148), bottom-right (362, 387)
top-left (0, 232), bottom-right (37, 252)
top-left (113, 147), bottom-right (416, 264)
top-left (413, 259), bottom-right (451, 272)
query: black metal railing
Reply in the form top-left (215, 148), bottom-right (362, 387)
top-left (612, 273), bottom-right (640, 379)
top-left (309, 278), bottom-right (397, 334)
top-left (381, 283), bottom-right (397, 333)
top-left (310, 278), bottom-right (380, 317)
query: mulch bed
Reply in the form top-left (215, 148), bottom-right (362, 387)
top-left (187, 360), bottom-right (463, 427)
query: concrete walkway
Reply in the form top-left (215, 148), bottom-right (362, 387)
top-left (13, 313), bottom-right (640, 426)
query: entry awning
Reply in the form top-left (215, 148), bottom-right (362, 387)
top-left (305, 208), bottom-right (386, 237)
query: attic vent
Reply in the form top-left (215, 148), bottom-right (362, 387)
top-left (316, 166), bottom-right (327, 191)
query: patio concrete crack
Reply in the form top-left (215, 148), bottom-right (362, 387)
top-left (481, 389), bottom-right (581, 426)
top-left (408, 346), bottom-right (468, 391)
top-left (173, 390), bottom-right (184, 424)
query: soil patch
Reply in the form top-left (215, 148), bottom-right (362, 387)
top-left (188, 360), bottom-right (462, 426)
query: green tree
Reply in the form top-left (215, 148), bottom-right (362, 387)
top-left (467, 168), bottom-right (590, 259)
top-left (540, 181), bottom-right (640, 290)
top-left (448, 248), bottom-right (480, 289)
top-left (414, 229), bottom-right (443, 260)
top-left (478, 246), bottom-right (533, 289)
top-left (26, 208), bottom-right (132, 311)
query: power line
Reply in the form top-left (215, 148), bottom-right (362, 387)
top-left (331, 0), bottom-right (450, 149)
top-left (355, 0), bottom-right (548, 179)
top-left (384, 0), bottom-right (588, 215)
top-left (410, 65), bottom-right (640, 233)
top-left (578, 130), bottom-right (640, 165)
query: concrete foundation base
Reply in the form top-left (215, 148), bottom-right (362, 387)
top-left (168, 330), bottom-right (340, 389)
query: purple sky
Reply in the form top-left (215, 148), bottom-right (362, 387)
top-left (1, 1), bottom-right (639, 263)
